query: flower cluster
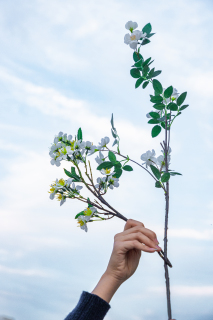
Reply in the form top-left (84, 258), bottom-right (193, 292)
top-left (124, 21), bottom-right (147, 50)
top-left (95, 175), bottom-right (119, 191)
top-left (49, 178), bottom-right (83, 205)
top-left (141, 148), bottom-right (172, 171)
top-left (76, 206), bottom-right (98, 232)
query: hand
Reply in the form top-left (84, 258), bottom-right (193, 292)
top-left (105, 219), bottom-right (161, 283)
top-left (91, 219), bottom-right (161, 303)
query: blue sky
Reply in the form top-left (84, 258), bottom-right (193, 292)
top-left (0, 0), bottom-right (213, 319)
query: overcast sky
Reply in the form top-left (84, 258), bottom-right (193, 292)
top-left (0, 0), bottom-right (213, 319)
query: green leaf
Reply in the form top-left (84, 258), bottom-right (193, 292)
top-left (152, 70), bottom-right (162, 78)
top-left (179, 104), bottom-right (189, 111)
top-left (164, 86), bottom-right (173, 99)
top-left (155, 181), bottom-right (162, 188)
top-left (130, 68), bottom-right (141, 78)
top-left (161, 172), bottom-right (170, 183)
top-left (142, 81), bottom-right (149, 89)
top-left (75, 211), bottom-right (85, 219)
top-left (152, 79), bottom-right (163, 94)
top-left (170, 172), bottom-right (182, 176)
top-left (111, 114), bottom-right (115, 130)
top-left (149, 111), bottom-right (160, 119)
top-left (147, 68), bottom-right (155, 79)
top-left (141, 38), bottom-right (151, 46)
top-left (114, 161), bottom-right (122, 169)
top-left (135, 59), bottom-right (143, 68)
top-left (133, 52), bottom-right (143, 62)
top-left (113, 169), bottom-right (122, 178)
top-left (123, 165), bottom-right (133, 171)
top-left (143, 57), bottom-right (152, 67)
top-left (177, 92), bottom-right (187, 106)
top-left (142, 65), bottom-right (149, 76)
top-left (108, 151), bottom-right (116, 163)
top-left (150, 164), bottom-right (161, 179)
top-left (142, 23), bottom-right (152, 34)
top-left (112, 139), bottom-right (117, 147)
top-left (111, 128), bottom-right (117, 138)
top-left (97, 161), bottom-right (114, 170)
top-left (135, 77), bottom-right (144, 88)
top-left (150, 95), bottom-right (163, 103)
top-left (148, 119), bottom-right (160, 124)
top-left (151, 125), bottom-right (161, 138)
top-left (146, 32), bottom-right (155, 38)
top-left (167, 102), bottom-right (178, 111)
top-left (64, 168), bottom-right (81, 181)
top-left (87, 198), bottom-right (93, 207)
top-left (77, 128), bottom-right (83, 140)
top-left (153, 103), bottom-right (165, 110)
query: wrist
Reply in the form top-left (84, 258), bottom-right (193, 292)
top-left (91, 271), bottom-right (122, 303)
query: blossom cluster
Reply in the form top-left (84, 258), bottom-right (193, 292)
top-left (76, 206), bottom-right (98, 232)
top-left (49, 178), bottom-right (83, 205)
top-left (141, 147), bottom-right (172, 171)
top-left (124, 21), bottom-right (147, 50)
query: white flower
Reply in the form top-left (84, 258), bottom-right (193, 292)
top-left (124, 30), bottom-right (146, 50)
top-left (77, 215), bottom-right (88, 232)
top-left (157, 148), bottom-right (172, 170)
top-left (71, 182), bottom-right (83, 194)
top-left (108, 175), bottom-right (119, 190)
top-left (77, 206), bottom-right (97, 232)
top-left (50, 158), bottom-right (61, 167)
top-left (125, 21), bottom-right (138, 32)
top-left (101, 167), bottom-right (115, 176)
top-left (95, 151), bottom-right (105, 165)
top-left (68, 135), bottom-right (72, 141)
top-left (98, 137), bottom-right (110, 149)
top-left (141, 149), bottom-right (156, 168)
top-left (163, 88), bottom-right (179, 105)
top-left (85, 141), bottom-right (96, 155)
top-left (95, 176), bottom-right (107, 190)
top-left (49, 192), bottom-right (56, 200)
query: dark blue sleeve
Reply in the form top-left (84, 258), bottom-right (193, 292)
top-left (64, 291), bottom-right (111, 320)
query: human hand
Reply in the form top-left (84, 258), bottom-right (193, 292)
top-left (105, 219), bottom-right (161, 283)
top-left (91, 219), bottom-right (161, 303)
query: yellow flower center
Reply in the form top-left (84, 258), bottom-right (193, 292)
top-left (78, 220), bottom-right (85, 227)
top-left (58, 178), bottom-right (65, 186)
top-left (104, 168), bottom-right (111, 174)
top-left (130, 34), bottom-right (136, 41)
top-left (84, 208), bottom-right (92, 216)
top-left (56, 194), bottom-right (63, 201)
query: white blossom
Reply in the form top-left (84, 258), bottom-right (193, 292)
top-left (141, 149), bottom-right (156, 168)
top-left (98, 137), bottom-right (110, 149)
top-left (95, 176), bottom-right (107, 190)
top-left (71, 182), bottom-right (83, 194)
top-left (77, 206), bottom-right (97, 232)
top-left (125, 21), bottom-right (138, 32)
top-left (85, 141), bottom-right (96, 155)
top-left (50, 158), bottom-right (61, 167)
top-left (95, 151), bottom-right (105, 165)
top-left (124, 30), bottom-right (146, 50)
top-left (108, 175), bottom-right (119, 190)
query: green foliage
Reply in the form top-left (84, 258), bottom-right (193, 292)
top-left (141, 39), bottom-right (151, 46)
top-left (142, 81), bottom-right (149, 89)
top-left (152, 79), bottom-right (163, 94)
top-left (133, 52), bottom-right (143, 62)
top-left (64, 168), bottom-right (81, 182)
top-left (155, 181), bottom-right (162, 188)
top-left (170, 172), bottom-right (182, 176)
top-left (148, 119), bottom-right (160, 124)
top-left (161, 122), bottom-right (170, 130)
top-left (150, 164), bottom-right (161, 180)
top-left (153, 103), bottom-right (165, 110)
top-left (77, 128), bottom-right (83, 141)
top-left (123, 165), bottom-right (133, 171)
top-left (164, 86), bottom-right (173, 99)
top-left (161, 172), bottom-right (170, 183)
top-left (130, 68), bottom-right (141, 78)
top-left (135, 77), bottom-right (144, 88)
top-left (113, 168), bottom-right (123, 178)
top-left (152, 70), bottom-right (162, 78)
top-left (114, 162), bottom-right (122, 169)
top-left (75, 211), bottom-right (85, 219)
top-left (179, 104), bottom-right (189, 111)
top-left (146, 32), bottom-right (155, 38)
top-left (149, 112), bottom-right (160, 119)
top-left (111, 128), bottom-right (117, 138)
top-left (97, 161), bottom-right (114, 170)
top-left (167, 102), bottom-right (178, 111)
top-left (151, 125), bottom-right (161, 137)
top-left (150, 95), bottom-right (163, 103)
top-left (87, 198), bottom-right (93, 207)
top-left (111, 113), bottom-right (115, 130)
top-left (142, 65), bottom-right (149, 76)
top-left (177, 92), bottom-right (187, 106)
top-left (108, 151), bottom-right (116, 163)
top-left (135, 59), bottom-right (143, 68)
top-left (142, 23), bottom-right (152, 34)
top-left (143, 57), bottom-right (152, 67)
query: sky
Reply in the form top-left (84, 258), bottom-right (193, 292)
top-left (0, 0), bottom-right (213, 319)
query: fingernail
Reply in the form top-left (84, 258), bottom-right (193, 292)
top-left (149, 248), bottom-right (156, 251)
top-left (154, 238), bottom-right (159, 244)
top-left (155, 245), bottom-right (162, 250)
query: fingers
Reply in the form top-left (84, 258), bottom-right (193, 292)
top-left (120, 232), bottom-right (161, 252)
top-left (124, 219), bottom-right (144, 231)
top-left (121, 239), bottom-right (158, 253)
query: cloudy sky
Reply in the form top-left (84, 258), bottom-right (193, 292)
top-left (0, 0), bottom-right (213, 319)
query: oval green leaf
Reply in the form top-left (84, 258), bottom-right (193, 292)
top-left (148, 119), bottom-right (160, 124)
top-left (135, 59), bottom-right (143, 68)
top-left (153, 103), bottom-right (165, 110)
top-left (164, 86), bottom-right (173, 99)
top-left (123, 165), bottom-right (133, 171)
top-left (179, 104), bottom-right (189, 111)
top-left (152, 79), bottom-right (163, 94)
top-left (161, 172), bottom-right (170, 183)
top-left (130, 68), bottom-right (141, 78)
top-left (177, 92), bottom-right (187, 106)
top-left (151, 125), bottom-right (161, 138)
top-left (75, 211), bottom-right (85, 219)
top-left (135, 77), bottom-right (144, 88)
top-left (108, 151), bottom-right (116, 163)
top-left (97, 161), bottom-right (114, 170)
top-left (150, 95), bottom-right (163, 103)
top-left (142, 23), bottom-right (152, 34)
top-left (155, 181), bottom-right (162, 188)
top-left (113, 169), bottom-right (123, 178)
top-left (149, 111), bottom-right (160, 119)
top-left (150, 164), bottom-right (161, 180)
top-left (142, 81), bottom-right (149, 89)
top-left (133, 52), bottom-right (143, 62)
top-left (167, 102), bottom-right (178, 111)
